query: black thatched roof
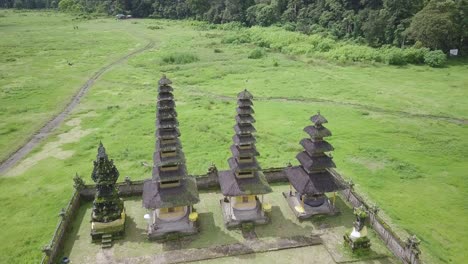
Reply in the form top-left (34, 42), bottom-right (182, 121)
top-left (296, 151), bottom-right (336, 172)
top-left (304, 125), bottom-right (332, 138)
top-left (157, 118), bottom-right (179, 129)
top-left (228, 157), bottom-right (261, 172)
top-left (153, 151), bottom-right (185, 166)
top-left (156, 139), bottom-right (181, 151)
top-left (237, 89), bottom-right (253, 100)
top-left (232, 134), bottom-right (256, 145)
top-left (158, 109), bottom-right (178, 119)
top-left (236, 106), bottom-right (255, 115)
top-left (300, 139), bottom-right (334, 155)
top-left (218, 170), bottom-right (272, 196)
top-left (158, 92), bottom-right (174, 101)
top-left (142, 178), bottom-right (199, 209)
top-left (156, 128), bottom-right (180, 139)
top-left (158, 75), bottom-right (172, 86)
top-left (234, 124), bottom-right (256, 134)
top-left (237, 99), bottom-right (253, 107)
top-left (157, 100), bottom-right (175, 110)
top-left (158, 86), bottom-right (174, 93)
top-left (230, 145), bottom-right (259, 157)
top-left (152, 164), bottom-right (187, 182)
top-left (235, 115), bottom-right (256, 124)
top-left (310, 113), bottom-right (328, 126)
top-left (285, 166), bottom-right (345, 195)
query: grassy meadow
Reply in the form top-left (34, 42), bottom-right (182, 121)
top-left (0, 10), bottom-right (467, 264)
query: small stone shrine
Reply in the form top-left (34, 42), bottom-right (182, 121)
top-left (283, 112), bottom-right (345, 218)
top-left (218, 89), bottom-right (272, 228)
top-left (90, 142), bottom-right (126, 246)
top-left (142, 75), bottom-right (200, 240)
top-left (344, 206), bottom-right (371, 251)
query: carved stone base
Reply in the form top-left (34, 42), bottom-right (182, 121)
top-left (220, 199), bottom-right (269, 229)
top-left (147, 210), bottom-right (198, 240)
top-left (282, 192), bottom-right (339, 219)
top-left (91, 209), bottom-right (126, 241)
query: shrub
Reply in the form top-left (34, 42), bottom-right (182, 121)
top-left (161, 52), bottom-right (199, 64)
top-left (147, 25), bottom-right (162, 30)
top-left (248, 48), bottom-right (265, 59)
top-left (424, 50), bottom-right (447, 67)
top-left (213, 48), bottom-right (223, 53)
top-left (403, 47), bottom-right (429, 64)
top-left (385, 49), bottom-right (407, 65)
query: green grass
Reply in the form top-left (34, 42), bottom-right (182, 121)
top-left (0, 10), bottom-right (467, 264)
top-left (0, 10), bottom-right (141, 162)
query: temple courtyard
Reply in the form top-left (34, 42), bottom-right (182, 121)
top-left (62, 185), bottom-right (395, 263)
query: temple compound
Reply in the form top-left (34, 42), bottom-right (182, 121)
top-left (218, 89), bottom-right (272, 228)
top-left (142, 76), bottom-right (200, 240)
top-left (90, 143), bottom-right (125, 248)
top-left (283, 113), bottom-right (345, 219)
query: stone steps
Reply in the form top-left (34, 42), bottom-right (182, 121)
top-left (101, 234), bottom-right (112, 249)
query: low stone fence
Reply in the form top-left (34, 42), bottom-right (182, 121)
top-left (41, 166), bottom-right (421, 264)
top-left (41, 189), bottom-right (81, 264)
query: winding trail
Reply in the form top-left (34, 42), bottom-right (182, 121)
top-left (0, 39), bottom-right (155, 174)
top-left (186, 88), bottom-right (468, 125)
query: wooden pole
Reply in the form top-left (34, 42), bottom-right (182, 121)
top-left (333, 192), bottom-right (336, 206)
top-left (301, 195), bottom-right (304, 208)
top-left (289, 183), bottom-right (292, 196)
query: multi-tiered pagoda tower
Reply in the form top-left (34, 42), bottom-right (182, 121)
top-left (283, 112), bottom-right (345, 219)
top-left (142, 75), bottom-right (199, 240)
top-left (218, 89), bottom-right (272, 228)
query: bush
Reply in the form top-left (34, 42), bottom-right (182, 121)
top-left (213, 48), bottom-right (223, 53)
top-left (385, 49), bottom-right (407, 65)
top-left (248, 48), bottom-right (265, 59)
top-left (403, 47), bottom-right (429, 64)
top-left (424, 50), bottom-right (447, 67)
top-left (161, 52), bottom-right (199, 64)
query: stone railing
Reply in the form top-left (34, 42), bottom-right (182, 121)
top-left (41, 166), bottom-right (421, 264)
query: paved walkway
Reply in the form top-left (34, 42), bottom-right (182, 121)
top-left (113, 235), bottom-right (322, 264)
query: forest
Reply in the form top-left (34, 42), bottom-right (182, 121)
top-left (2, 0), bottom-right (467, 52)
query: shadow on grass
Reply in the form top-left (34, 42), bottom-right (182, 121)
top-left (308, 197), bottom-right (355, 230)
top-left (181, 212), bottom-right (241, 249)
top-left (115, 215), bottom-right (146, 245)
top-left (60, 202), bottom-right (92, 259)
top-left (255, 205), bottom-right (312, 239)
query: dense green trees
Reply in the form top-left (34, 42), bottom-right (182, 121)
top-left (4, 0), bottom-right (467, 52)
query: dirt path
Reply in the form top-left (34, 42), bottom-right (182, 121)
top-left (186, 87), bottom-right (468, 125)
top-left (0, 40), bottom-right (155, 175)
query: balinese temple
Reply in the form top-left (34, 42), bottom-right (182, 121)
top-left (142, 75), bottom-right (200, 240)
top-left (218, 89), bottom-right (272, 228)
top-left (283, 112), bottom-right (346, 219)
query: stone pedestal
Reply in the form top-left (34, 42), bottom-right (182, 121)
top-left (220, 199), bottom-right (269, 228)
top-left (282, 192), bottom-right (338, 219)
top-left (91, 209), bottom-right (126, 241)
top-left (147, 209), bottom-right (198, 240)
top-left (344, 227), bottom-right (371, 251)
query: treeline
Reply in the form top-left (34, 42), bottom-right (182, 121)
top-left (3, 0), bottom-right (467, 52)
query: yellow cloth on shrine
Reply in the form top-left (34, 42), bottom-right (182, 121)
top-left (294, 205), bottom-right (305, 213)
top-left (189, 212), bottom-right (198, 222)
top-left (262, 203), bottom-right (272, 212)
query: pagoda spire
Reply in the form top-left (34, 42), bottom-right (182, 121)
top-left (142, 75), bottom-right (199, 239)
top-left (91, 142), bottom-right (123, 223)
top-left (218, 89), bottom-right (272, 228)
top-left (283, 112), bottom-right (345, 218)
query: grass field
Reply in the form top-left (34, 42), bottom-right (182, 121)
top-left (0, 10), bottom-right (467, 264)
